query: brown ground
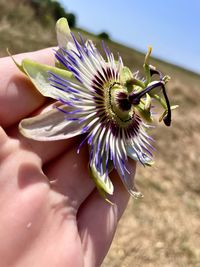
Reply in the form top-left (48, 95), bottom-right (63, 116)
top-left (1, 1), bottom-right (200, 266)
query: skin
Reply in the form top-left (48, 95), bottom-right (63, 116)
top-left (0, 48), bottom-right (136, 267)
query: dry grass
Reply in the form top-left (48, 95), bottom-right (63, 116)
top-left (0, 1), bottom-right (200, 266)
top-left (101, 51), bottom-right (200, 266)
top-left (0, 0), bottom-right (56, 56)
top-left (101, 53), bottom-right (200, 267)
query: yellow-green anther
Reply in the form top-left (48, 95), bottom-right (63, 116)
top-left (144, 93), bottom-right (151, 111)
top-left (144, 46), bottom-right (152, 86)
top-left (163, 75), bottom-right (171, 83)
top-left (171, 105), bottom-right (179, 110)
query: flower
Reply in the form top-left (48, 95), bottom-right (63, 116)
top-left (18, 18), bottom-right (175, 200)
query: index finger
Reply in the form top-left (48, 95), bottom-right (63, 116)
top-left (0, 47), bottom-right (56, 128)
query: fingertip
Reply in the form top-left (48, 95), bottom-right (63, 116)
top-left (0, 126), bottom-right (8, 145)
top-left (0, 47), bottom-right (58, 128)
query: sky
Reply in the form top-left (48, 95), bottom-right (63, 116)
top-left (60, 0), bottom-right (200, 74)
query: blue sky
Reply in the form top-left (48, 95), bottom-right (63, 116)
top-left (60, 0), bottom-right (200, 74)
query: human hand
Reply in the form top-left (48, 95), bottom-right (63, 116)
top-left (0, 48), bottom-right (135, 267)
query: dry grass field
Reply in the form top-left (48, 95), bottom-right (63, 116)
top-left (0, 1), bottom-right (200, 266)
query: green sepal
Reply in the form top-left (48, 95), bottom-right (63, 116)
top-left (21, 59), bottom-right (76, 99)
top-left (88, 162), bottom-right (114, 195)
top-left (88, 163), bottom-right (115, 204)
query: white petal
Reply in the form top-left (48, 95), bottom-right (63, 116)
top-left (19, 105), bottom-right (83, 141)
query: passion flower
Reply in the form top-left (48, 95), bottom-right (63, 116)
top-left (18, 18), bottom-right (176, 200)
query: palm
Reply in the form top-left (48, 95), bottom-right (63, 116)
top-left (0, 48), bottom-right (134, 267)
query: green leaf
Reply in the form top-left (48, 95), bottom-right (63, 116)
top-left (22, 59), bottom-right (76, 100)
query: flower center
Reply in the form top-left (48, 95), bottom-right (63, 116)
top-left (105, 83), bottom-right (134, 127)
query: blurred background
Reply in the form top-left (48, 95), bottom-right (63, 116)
top-left (0, 0), bottom-right (200, 266)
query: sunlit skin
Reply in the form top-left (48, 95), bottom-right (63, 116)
top-left (0, 48), bottom-right (135, 267)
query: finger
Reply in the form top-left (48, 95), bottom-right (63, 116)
top-left (0, 48), bottom-right (56, 128)
top-left (77, 163), bottom-right (136, 267)
top-left (6, 122), bottom-right (78, 165)
top-left (0, 126), bottom-right (10, 162)
top-left (6, 101), bottom-right (80, 165)
top-left (44, 144), bottom-right (95, 208)
top-left (0, 126), bottom-right (8, 147)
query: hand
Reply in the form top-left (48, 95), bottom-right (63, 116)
top-left (0, 48), bottom-right (135, 267)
